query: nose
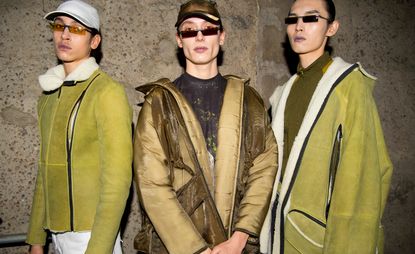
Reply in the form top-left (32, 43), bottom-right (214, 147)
top-left (61, 26), bottom-right (71, 39)
top-left (195, 30), bottom-right (205, 41)
top-left (295, 19), bottom-right (304, 31)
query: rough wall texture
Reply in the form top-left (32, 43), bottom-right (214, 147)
top-left (0, 0), bottom-right (413, 253)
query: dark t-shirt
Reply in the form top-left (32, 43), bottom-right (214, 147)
top-left (174, 72), bottom-right (227, 158)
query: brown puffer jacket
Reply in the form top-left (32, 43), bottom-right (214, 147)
top-left (133, 76), bottom-right (278, 254)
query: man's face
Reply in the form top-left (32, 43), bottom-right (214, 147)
top-left (52, 16), bottom-right (100, 66)
top-left (176, 17), bottom-right (225, 69)
top-left (286, 0), bottom-right (337, 63)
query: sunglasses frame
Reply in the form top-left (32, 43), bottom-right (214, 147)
top-left (178, 26), bottom-right (221, 38)
top-left (284, 14), bottom-right (330, 25)
top-left (49, 23), bottom-right (92, 35)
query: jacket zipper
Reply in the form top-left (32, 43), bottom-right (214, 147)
top-left (64, 74), bottom-right (98, 231)
top-left (325, 124), bottom-right (342, 219)
top-left (66, 93), bottom-right (85, 231)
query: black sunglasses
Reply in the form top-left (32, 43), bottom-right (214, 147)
top-left (284, 15), bottom-right (330, 25)
top-left (179, 27), bottom-right (220, 38)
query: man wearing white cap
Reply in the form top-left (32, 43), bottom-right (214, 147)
top-left (26, 1), bottom-right (132, 253)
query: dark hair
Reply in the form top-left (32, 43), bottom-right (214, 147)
top-left (322, 0), bottom-right (335, 54)
top-left (291, 0), bottom-right (336, 23)
top-left (90, 32), bottom-right (103, 64)
top-left (90, 28), bottom-right (100, 36)
top-left (323, 0), bottom-right (336, 23)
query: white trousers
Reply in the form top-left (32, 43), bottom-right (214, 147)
top-left (51, 231), bottom-right (122, 254)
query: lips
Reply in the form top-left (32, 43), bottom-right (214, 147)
top-left (194, 46), bottom-right (208, 53)
top-left (58, 44), bottom-right (71, 51)
top-left (294, 36), bottom-right (305, 43)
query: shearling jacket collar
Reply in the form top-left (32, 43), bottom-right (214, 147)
top-left (38, 57), bottom-right (99, 91)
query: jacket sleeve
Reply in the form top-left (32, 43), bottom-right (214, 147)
top-left (85, 82), bottom-right (133, 254)
top-left (234, 121), bottom-right (278, 236)
top-left (133, 89), bottom-right (208, 254)
top-left (26, 95), bottom-right (49, 246)
top-left (323, 72), bottom-right (393, 253)
top-left (26, 169), bottom-right (47, 245)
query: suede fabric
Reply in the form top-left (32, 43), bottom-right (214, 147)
top-left (260, 57), bottom-right (393, 254)
top-left (134, 76), bottom-right (278, 254)
top-left (27, 68), bottom-right (133, 254)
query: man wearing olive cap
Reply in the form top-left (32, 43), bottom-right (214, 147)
top-left (133, 0), bottom-right (278, 253)
top-left (26, 1), bottom-right (132, 253)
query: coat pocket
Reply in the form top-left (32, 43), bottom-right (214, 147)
top-left (285, 210), bottom-right (325, 254)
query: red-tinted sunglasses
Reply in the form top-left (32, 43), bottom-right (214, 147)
top-left (179, 27), bottom-right (220, 38)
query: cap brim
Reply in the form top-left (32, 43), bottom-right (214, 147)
top-left (175, 12), bottom-right (221, 27)
top-left (44, 11), bottom-right (93, 30)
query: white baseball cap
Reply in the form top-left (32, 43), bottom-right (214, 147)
top-left (44, 0), bottom-right (100, 31)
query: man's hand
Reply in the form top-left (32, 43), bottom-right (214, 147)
top-left (211, 231), bottom-right (249, 254)
top-left (29, 244), bottom-right (44, 254)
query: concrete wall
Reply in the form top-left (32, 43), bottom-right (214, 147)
top-left (0, 0), bottom-right (413, 253)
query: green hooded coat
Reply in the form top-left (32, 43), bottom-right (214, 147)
top-left (260, 57), bottom-right (393, 254)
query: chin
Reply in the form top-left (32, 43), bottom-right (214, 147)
top-left (190, 58), bottom-right (214, 65)
top-left (56, 53), bottom-right (71, 61)
top-left (290, 44), bottom-right (307, 54)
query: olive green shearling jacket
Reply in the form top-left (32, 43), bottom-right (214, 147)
top-left (27, 58), bottom-right (132, 254)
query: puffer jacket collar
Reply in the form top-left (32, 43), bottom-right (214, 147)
top-left (214, 75), bottom-right (246, 230)
top-left (38, 57), bottom-right (99, 91)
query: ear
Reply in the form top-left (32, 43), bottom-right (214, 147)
top-left (90, 34), bottom-right (101, 50)
top-left (326, 20), bottom-right (339, 37)
top-left (219, 30), bottom-right (226, 45)
top-left (176, 33), bottom-right (183, 48)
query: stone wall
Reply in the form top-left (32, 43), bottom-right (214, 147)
top-left (0, 0), bottom-right (413, 253)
